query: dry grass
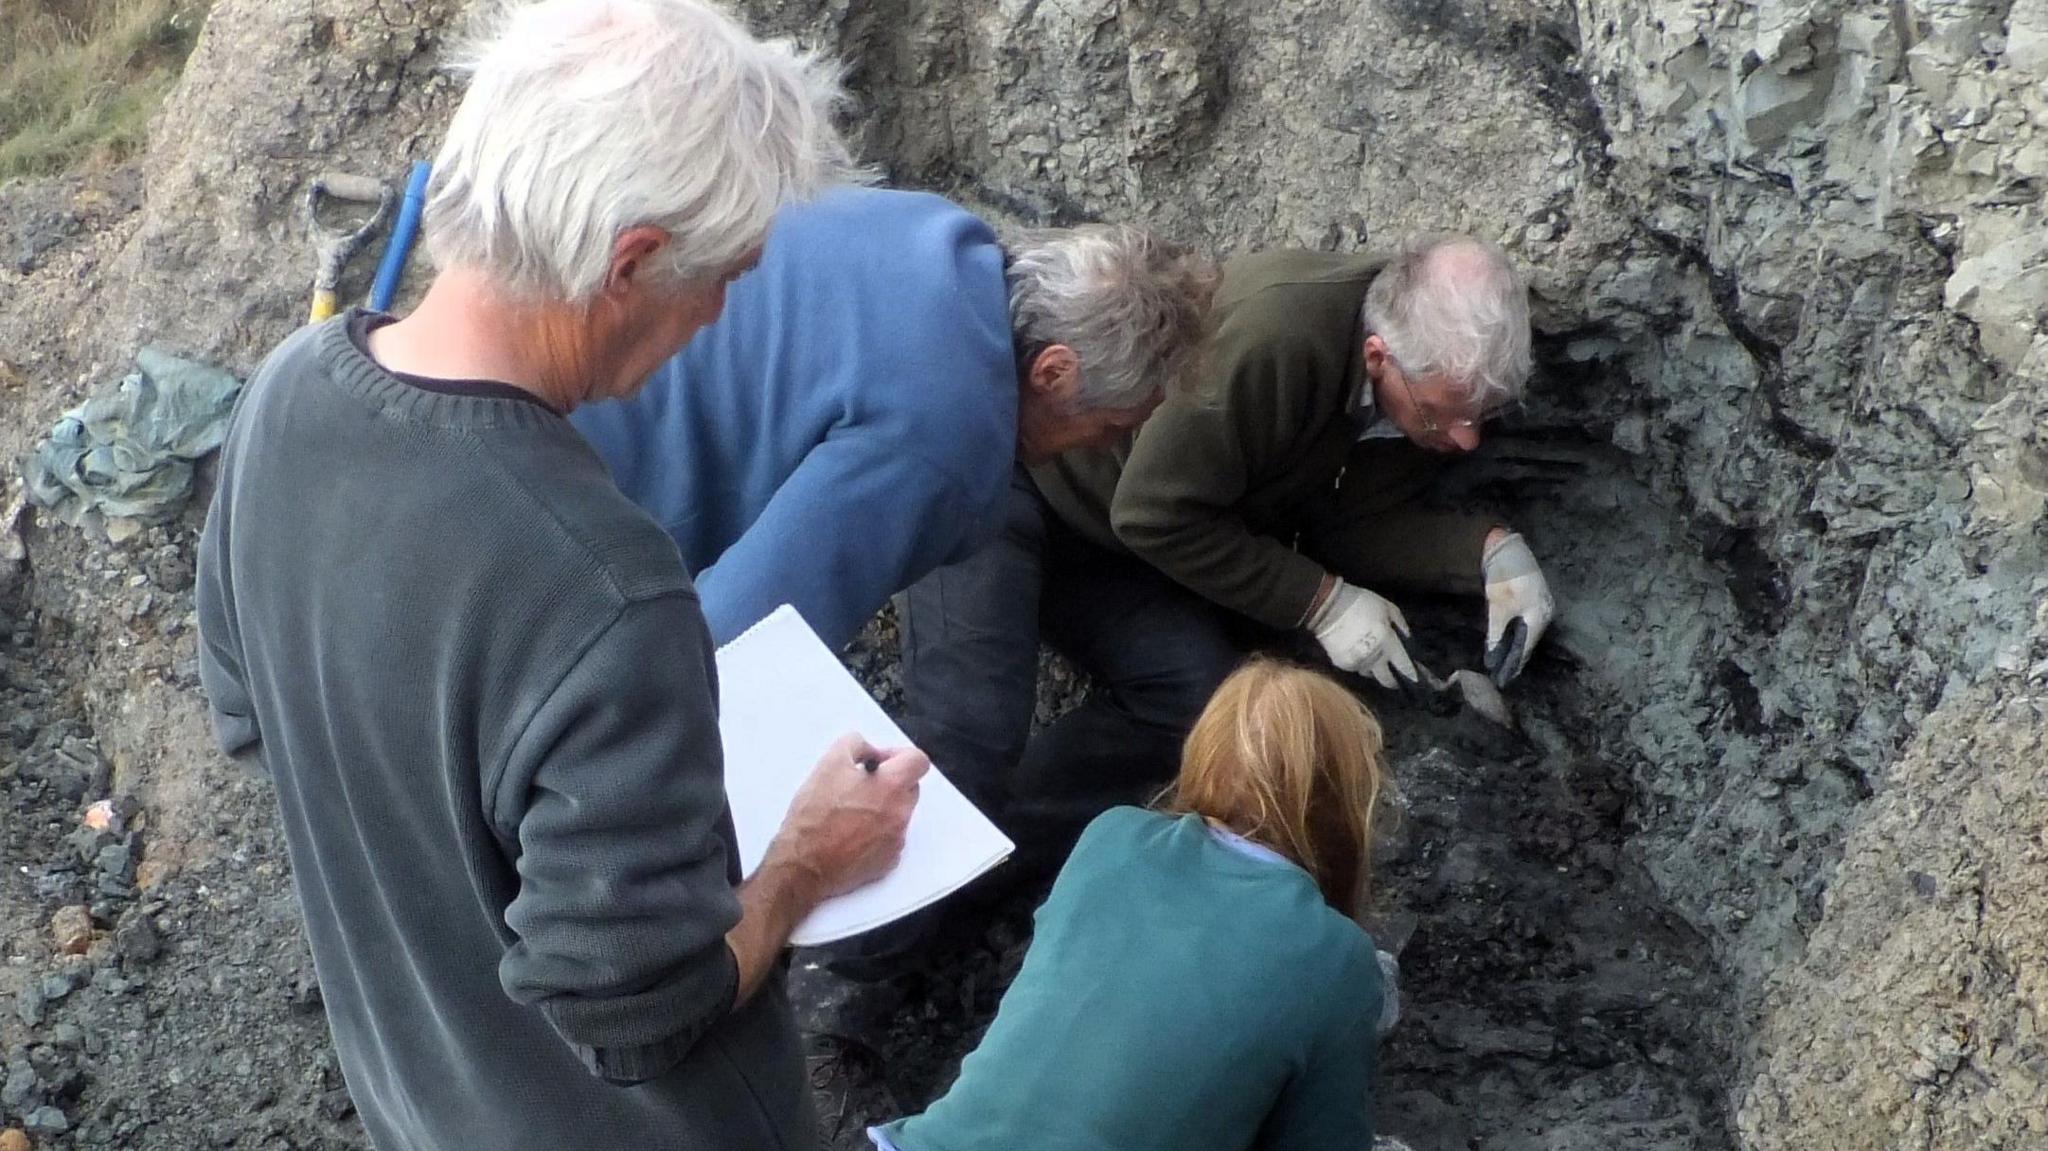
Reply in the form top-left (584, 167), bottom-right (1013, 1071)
top-left (0, 0), bottom-right (209, 181)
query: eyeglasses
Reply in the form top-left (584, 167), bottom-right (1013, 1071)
top-left (1392, 360), bottom-right (1515, 433)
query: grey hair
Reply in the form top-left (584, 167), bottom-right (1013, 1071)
top-left (1006, 225), bottom-right (1219, 410)
top-left (1362, 235), bottom-right (1533, 406)
top-left (423, 0), bottom-right (861, 303)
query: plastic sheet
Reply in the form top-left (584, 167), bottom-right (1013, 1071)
top-left (23, 347), bottom-right (241, 533)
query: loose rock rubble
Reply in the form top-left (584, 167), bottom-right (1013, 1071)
top-left (0, 616), bottom-right (160, 1142)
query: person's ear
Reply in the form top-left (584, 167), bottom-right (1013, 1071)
top-left (1362, 333), bottom-right (1391, 378)
top-left (1027, 344), bottom-right (1081, 400)
top-left (605, 225), bottom-right (672, 296)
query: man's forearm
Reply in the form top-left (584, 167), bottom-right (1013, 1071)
top-left (721, 733), bottom-right (923, 1002)
top-left (724, 852), bottom-right (826, 1005)
top-left (1117, 514), bottom-right (1329, 631)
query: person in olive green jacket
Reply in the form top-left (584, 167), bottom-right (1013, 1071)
top-left (1032, 234), bottom-right (1554, 692)
top-left (890, 233), bottom-right (1551, 922)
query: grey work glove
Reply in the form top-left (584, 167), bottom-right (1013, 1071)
top-left (1481, 530), bottom-right (1554, 686)
top-left (1308, 579), bottom-right (1429, 691)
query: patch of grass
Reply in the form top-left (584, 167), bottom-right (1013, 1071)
top-left (0, 0), bottom-right (210, 182)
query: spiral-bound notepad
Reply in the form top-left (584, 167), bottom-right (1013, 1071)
top-left (715, 605), bottom-right (1014, 946)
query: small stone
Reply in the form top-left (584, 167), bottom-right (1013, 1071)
top-left (36, 973), bottom-right (74, 1004)
top-left (288, 972), bottom-right (323, 1015)
top-left (1, 1065), bottom-right (39, 1109)
top-left (1447, 670), bottom-right (1515, 728)
top-left (56, 739), bottom-right (110, 795)
top-left (21, 1107), bottom-right (65, 1136)
top-left (66, 828), bottom-right (114, 867)
top-left (113, 915), bottom-right (160, 967)
top-left (0, 1128), bottom-right (29, 1151)
top-left (317, 1087), bottom-right (355, 1121)
top-left (93, 844), bottom-right (134, 884)
top-left (50, 907), bottom-right (93, 955)
top-left (14, 985), bottom-right (44, 1028)
top-left (142, 550), bottom-right (193, 593)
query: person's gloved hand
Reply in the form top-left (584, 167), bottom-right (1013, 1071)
top-left (1308, 579), bottom-right (1428, 691)
top-left (1482, 529), bottom-right (1554, 687)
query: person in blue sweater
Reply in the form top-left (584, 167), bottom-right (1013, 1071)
top-left (571, 186), bottom-right (1218, 650)
top-left (871, 657), bottom-right (1396, 1151)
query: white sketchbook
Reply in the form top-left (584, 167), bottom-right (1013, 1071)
top-left (715, 604), bottom-right (1014, 947)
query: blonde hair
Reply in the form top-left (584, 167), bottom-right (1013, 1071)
top-left (1158, 659), bottom-right (1390, 920)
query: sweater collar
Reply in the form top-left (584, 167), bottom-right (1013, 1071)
top-left (319, 312), bottom-right (571, 432)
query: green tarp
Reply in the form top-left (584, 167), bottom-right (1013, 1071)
top-left (23, 347), bottom-right (241, 531)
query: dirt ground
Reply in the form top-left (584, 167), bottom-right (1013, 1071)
top-left (1, 411), bottom-right (1734, 1150)
top-left (805, 446), bottom-right (1738, 1151)
top-left (814, 610), bottom-right (1734, 1151)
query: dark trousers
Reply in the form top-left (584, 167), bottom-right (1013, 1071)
top-left (899, 468), bottom-right (1244, 881)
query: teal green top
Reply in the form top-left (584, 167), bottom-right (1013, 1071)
top-left (881, 807), bottom-right (1382, 1151)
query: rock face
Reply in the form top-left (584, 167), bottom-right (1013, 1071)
top-left (1739, 680), bottom-right (2048, 1147)
top-left (0, 0), bottom-right (2042, 1147)
top-left (744, 0), bottom-right (2048, 993)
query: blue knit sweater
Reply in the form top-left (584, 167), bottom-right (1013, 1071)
top-left (572, 188), bottom-right (1018, 648)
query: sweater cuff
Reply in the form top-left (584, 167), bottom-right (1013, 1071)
top-left (1299, 571), bottom-right (1340, 631)
top-left (1272, 551), bottom-right (1335, 632)
top-left (541, 944), bottom-right (741, 1086)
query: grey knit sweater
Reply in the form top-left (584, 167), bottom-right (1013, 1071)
top-left (196, 314), bottom-right (812, 1151)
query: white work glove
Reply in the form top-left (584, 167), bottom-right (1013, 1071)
top-left (1482, 530), bottom-right (1554, 687)
top-left (1308, 579), bottom-right (1425, 691)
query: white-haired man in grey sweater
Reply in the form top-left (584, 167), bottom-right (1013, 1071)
top-left (197, 3), bottom-right (922, 1148)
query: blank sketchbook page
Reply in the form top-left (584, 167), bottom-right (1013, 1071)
top-left (715, 604), bottom-right (1015, 947)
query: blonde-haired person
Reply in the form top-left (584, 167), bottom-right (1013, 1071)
top-left (872, 658), bottom-right (1395, 1151)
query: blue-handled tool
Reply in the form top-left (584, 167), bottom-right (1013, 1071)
top-left (369, 161), bottom-right (432, 313)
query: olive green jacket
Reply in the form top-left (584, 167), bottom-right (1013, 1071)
top-left (1032, 249), bottom-right (1494, 631)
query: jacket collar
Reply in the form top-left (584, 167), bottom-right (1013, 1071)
top-left (1347, 322), bottom-right (1376, 428)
